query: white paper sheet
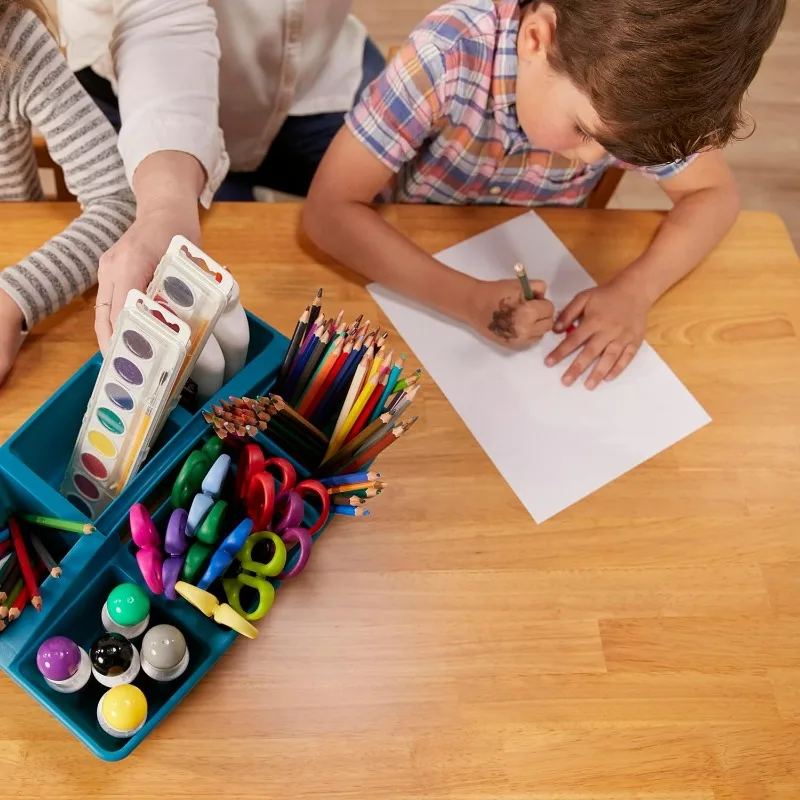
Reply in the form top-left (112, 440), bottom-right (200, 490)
top-left (368, 212), bottom-right (711, 522)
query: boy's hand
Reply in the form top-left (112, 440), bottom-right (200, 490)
top-left (0, 289), bottom-right (25, 386)
top-left (470, 279), bottom-right (555, 349)
top-left (545, 277), bottom-right (650, 388)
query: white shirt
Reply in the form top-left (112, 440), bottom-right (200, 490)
top-left (58, 0), bottom-right (366, 205)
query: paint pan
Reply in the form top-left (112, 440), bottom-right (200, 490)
top-left (147, 236), bottom-right (233, 414)
top-left (61, 292), bottom-right (191, 519)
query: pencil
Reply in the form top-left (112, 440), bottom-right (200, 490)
top-left (371, 355), bottom-right (405, 422)
top-left (313, 335), bottom-right (365, 424)
top-left (283, 323), bottom-right (323, 398)
top-left (306, 288), bottom-right (323, 338)
top-left (330, 487), bottom-right (381, 500)
top-left (388, 384), bottom-right (421, 421)
top-left (9, 518), bottom-right (41, 611)
top-left (514, 262), bottom-right (535, 301)
top-left (1, 576), bottom-right (23, 619)
top-left (321, 413), bottom-right (394, 475)
top-left (0, 538), bottom-right (10, 559)
top-left (19, 514), bottom-right (95, 535)
top-left (325, 362), bottom-right (374, 459)
top-left (319, 471), bottom-right (381, 487)
top-left (296, 337), bottom-right (344, 416)
top-left (268, 396), bottom-right (329, 443)
top-left (276, 306), bottom-right (310, 391)
top-left (30, 534), bottom-right (61, 579)
top-left (332, 496), bottom-right (367, 507)
top-left (305, 339), bottom-right (352, 419)
top-left (326, 480), bottom-right (385, 494)
top-left (0, 553), bottom-right (17, 603)
top-left (0, 526), bottom-right (9, 544)
top-left (345, 374), bottom-right (386, 443)
top-left (290, 330), bottom-right (330, 405)
top-left (393, 370), bottom-right (421, 394)
top-left (330, 506), bottom-right (370, 517)
top-left (337, 422), bottom-right (410, 474)
top-left (7, 562), bottom-right (45, 622)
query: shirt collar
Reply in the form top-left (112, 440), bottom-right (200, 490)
top-left (491, 0), bottom-right (528, 153)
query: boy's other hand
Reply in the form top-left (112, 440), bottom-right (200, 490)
top-left (0, 289), bottom-right (25, 386)
top-left (545, 277), bottom-right (650, 388)
top-left (471, 279), bottom-right (555, 349)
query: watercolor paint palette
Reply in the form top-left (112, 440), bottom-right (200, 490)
top-left (147, 236), bottom-right (234, 413)
top-left (60, 293), bottom-right (191, 519)
top-left (0, 304), bottom-right (338, 759)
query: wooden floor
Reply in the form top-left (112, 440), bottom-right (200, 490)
top-left (354, 0), bottom-right (800, 251)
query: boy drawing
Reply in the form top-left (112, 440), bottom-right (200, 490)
top-left (304, 0), bottom-right (785, 388)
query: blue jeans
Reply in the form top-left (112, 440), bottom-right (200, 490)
top-left (77, 38), bottom-right (385, 201)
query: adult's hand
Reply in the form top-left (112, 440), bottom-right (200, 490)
top-left (94, 151), bottom-right (205, 352)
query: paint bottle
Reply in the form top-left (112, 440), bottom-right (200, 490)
top-left (214, 279), bottom-right (249, 383)
top-left (187, 334), bottom-right (225, 405)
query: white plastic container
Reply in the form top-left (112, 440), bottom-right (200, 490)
top-left (188, 333), bottom-right (225, 404)
top-left (214, 279), bottom-right (249, 383)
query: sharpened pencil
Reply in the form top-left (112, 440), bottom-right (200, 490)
top-left (514, 262), bottom-right (534, 301)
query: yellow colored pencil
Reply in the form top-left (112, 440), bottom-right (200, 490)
top-left (329, 373), bottom-right (379, 457)
top-left (324, 352), bottom-right (372, 459)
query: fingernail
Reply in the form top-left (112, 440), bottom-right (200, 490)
top-left (545, 357), bottom-right (555, 367)
top-left (554, 323), bottom-right (562, 332)
top-left (562, 375), bottom-right (574, 386)
top-left (586, 380), bottom-right (597, 390)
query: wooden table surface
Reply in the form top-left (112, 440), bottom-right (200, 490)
top-left (1, 204), bottom-right (799, 799)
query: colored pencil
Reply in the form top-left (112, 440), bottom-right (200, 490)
top-left (332, 496), bottom-right (366, 507)
top-left (371, 355), bottom-right (405, 422)
top-left (296, 337), bottom-right (344, 416)
top-left (0, 538), bottom-right (10, 558)
top-left (0, 555), bottom-right (20, 601)
top-left (276, 306), bottom-right (310, 391)
top-left (7, 562), bottom-right (45, 622)
top-left (514, 262), bottom-right (534, 301)
top-left (304, 338), bottom-right (352, 419)
top-left (337, 421), bottom-right (411, 474)
top-left (9, 517), bottom-right (41, 611)
top-left (2, 576), bottom-right (24, 615)
top-left (31, 534), bottom-right (61, 579)
top-left (19, 514), bottom-right (95, 535)
top-left (268, 396), bottom-right (329, 443)
top-left (393, 370), bottom-right (421, 393)
top-left (325, 359), bottom-right (374, 459)
top-left (0, 527), bottom-right (8, 544)
top-left (345, 375), bottom-right (386, 443)
top-left (388, 384), bottom-right (421, 421)
top-left (326, 481), bottom-right (385, 494)
top-left (306, 288), bottom-right (323, 335)
top-left (283, 322), bottom-right (323, 398)
top-left (330, 487), bottom-right (381, 500)
top-left (290, 330), bottom-right (331, 405)
top-left (330, 506), bottom-right (370, 517)
top-left (319, 471), bottom-right (381, 488)
top-left (321, 413), bottom-right (394, 476)
top-left (313, 335), bottom-right (366, 424)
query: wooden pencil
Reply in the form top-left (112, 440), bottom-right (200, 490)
top-left (330, 487), bottom-right (381, 500)
top-left (325, 358), bottom-right (374, 459)
top-left (0, 538), bottom-right (10, 559)
top-left (320, 471), bottom-right (382, 487)
top-left (326, 480), bottom-right (385, 494)
top-left (269, 396), bottom-right (329, 442)
top-left (9, 518), bottom-right (41, 611)
top-left (371, 355), bottom-right (405, 423)
top-left (332, 496), bottom-right (366, 507)
top-left (290, 330), bottom-right (330, 405)
top-left (314, 334), bottom-right (366, 423)
top-left (330, 506), bottom-right (370, 517)
top-left (321, 413), bottom-right (394, 475)
top-left (306, 288), bottom-right (323, 335)
top-left (514, 262), bottom-right (535, 301)
top-left (297, 337), bottom-right (344, 416)
top-left (276, 306), bottom-right (310, 391)
top-left (17, 516), bottom-right (96, 536)
top-left (7, 562), bottom-right (46, 622)
top-left (345, 374), bottom-right (387, 443)
top-left (31, 534), bottom-right (61, 579)
top-left (337, 423), bottom-right (410, 474)
top-left (393, 370), bottom-right (421, 393)
top-left (284, 322), bottom-right (323, 397)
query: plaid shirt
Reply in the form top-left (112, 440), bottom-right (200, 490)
top-left (346, 0), bottom-right (691, 206)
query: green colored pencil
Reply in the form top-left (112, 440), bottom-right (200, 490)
top-left (514, 262), bottom-right (534, 301)
top-left (20, 514), bottom-right (95, 535)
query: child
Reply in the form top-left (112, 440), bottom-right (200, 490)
top-left (0, 0), bottom-right (135, 385)
top-left (304, 0), bottom-right (785, 389)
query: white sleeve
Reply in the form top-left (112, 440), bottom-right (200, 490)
top-left (111, 0), bottom-right (229, 207)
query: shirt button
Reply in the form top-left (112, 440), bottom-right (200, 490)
top-left (489, 186), bottom-right (502, 195)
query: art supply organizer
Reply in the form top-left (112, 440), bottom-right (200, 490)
top-left (0, 310), bottom-right (331, 760)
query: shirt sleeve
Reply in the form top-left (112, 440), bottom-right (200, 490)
top-left (345, 33), bottom-right (454, 173)
top-left (625, 154), bottom-right (698, 181)
top-left (110, 0), bottom-right (227, 207)
top-left (0, 11), bottom-right (136, 329)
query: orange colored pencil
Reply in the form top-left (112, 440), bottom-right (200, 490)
top-left (306, 339), bottom-right (353, 419)
top-left (296, 337), bottom-right (343, 416)
top-left (345, 374), bottom-right (387, 444)
top-left (9, 517), bottom-right (41, 611)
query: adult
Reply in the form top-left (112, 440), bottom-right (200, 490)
top-left (57, 0), bottom-right (385, 350)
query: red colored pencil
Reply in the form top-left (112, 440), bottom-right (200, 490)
top-left (305, 339), bottom-right (352, 419)
top-left (0, 539), bottom-right (11, 559)
top-left (9, 517), bottom-right (41, 611)
top-left (7, 562), bottom-right (46, 622)
top-left (344, 375), bottom-right (387, 444)
top-left (338, 420), bottom-right (412, 473)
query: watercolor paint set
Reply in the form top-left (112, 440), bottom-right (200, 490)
top-left (60, 293), bottom-right (191, 519)
top-left (0, 297), bottom-right (332, 759)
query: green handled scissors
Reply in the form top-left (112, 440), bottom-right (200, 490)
top-left (222, 531), bottom-right (287, 621)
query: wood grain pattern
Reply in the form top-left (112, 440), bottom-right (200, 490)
top-left (0, 203), bottom-right (799, 799)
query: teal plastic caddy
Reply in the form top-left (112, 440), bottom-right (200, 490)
top-left (0, 310), bottom-right (330, 760)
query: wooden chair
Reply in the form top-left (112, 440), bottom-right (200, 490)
top-left (33, 134), bottom-right (72, 201)
top-left (385, 45), bottom-right (623, 209)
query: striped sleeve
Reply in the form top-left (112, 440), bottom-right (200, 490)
top-left (345, 34), bottom-right (453, 173)
top-left (0, 9), bottom-right (136, 328)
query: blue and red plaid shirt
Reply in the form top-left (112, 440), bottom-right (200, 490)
top-left (346, 0), bottom-right (692, 206)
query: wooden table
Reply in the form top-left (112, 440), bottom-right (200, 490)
top-left (1, 204), bottom-right (799, 799)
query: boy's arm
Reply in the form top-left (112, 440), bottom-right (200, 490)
top-left (546, 150), bottom-right (739, 387)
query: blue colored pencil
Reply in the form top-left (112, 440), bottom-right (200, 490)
top-left (283, 327), bottom-right (322, 399)
top-left (370, 355), bottom-right (404, 423)
top-left (330, 506), bottom-right (370, 517)
top-left (319, 471), bottom-right (381, 488)
top-left (0, 527), bottom-right (9, 545)
top-left (311, 338), bottom-right (366, 424)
